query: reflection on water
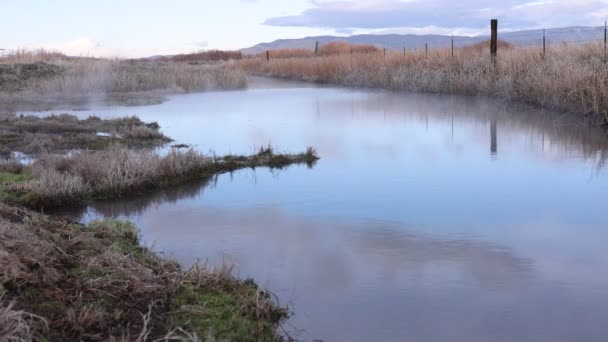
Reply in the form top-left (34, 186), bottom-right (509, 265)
top-left (36, 78), bottom-right (608, 341)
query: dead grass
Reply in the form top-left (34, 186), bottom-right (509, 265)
top-left (0, 300), bottom-right (47, 342)
top-left (0, 204), bottom-right (288, 341)
top-left (10, 145), bottom-right (318, 209)
top-left (0, 113), bottom-right (170, 155)
top-left (241, 42), bottom-right (608, 125)
top-left (260, 41), bottom-right (379, 59)
top-left (0, 50), bottom-right (247, 106)
top-left (159, 50), bottom-right (243, 63)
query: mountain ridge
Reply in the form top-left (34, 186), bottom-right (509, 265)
top-left (240, 26), bottom-right (606, 55)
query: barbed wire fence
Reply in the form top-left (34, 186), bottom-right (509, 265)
top-left (261, 20), bottom-right (608, 63)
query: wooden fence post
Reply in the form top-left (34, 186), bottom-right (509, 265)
top-left (425, 42), bottom-right (428, 57)
top-left (451, 35), bottom-right (454, 57)
top-left (491, 19), bottom-right (498, 61)
top-left (604, 21), bottom-right (608, 64)
top-left (266, 50), bottom-right (269, 62)
top-left (543, 29), bottom-right (546, 57)
top-left (315, 41), bottom-right (319, 56)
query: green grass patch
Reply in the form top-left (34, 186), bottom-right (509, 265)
top-left (170, 280), bottom-right (286, 341)
top-left (0, 171), bottom-right (33, 206)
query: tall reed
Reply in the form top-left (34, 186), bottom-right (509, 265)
top-left (242, 42), bottom-right (608, 124)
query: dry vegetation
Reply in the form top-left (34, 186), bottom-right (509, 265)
top-left (0, 113), bottom-right (169, 157)
top-left (7, 144), bottom-right (318, 209)
top-left (0, 204), bottom-right (288, 341)
top-left (0, 114), bottom-right (319, 340)
top-left (259, 41), bottom-right (379, 59)
top-left (242, 41), bottom-right (608, 125)
top-left (0, 49), bottom-right (247, 106)
top-left (160, 50), bottom-right (243, 63)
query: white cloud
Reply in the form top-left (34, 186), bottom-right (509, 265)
top-left (264, 0), bottom-right (608, 32)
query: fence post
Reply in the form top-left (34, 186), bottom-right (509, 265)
top-left (425, 42), bottom-right (428, 57)
top-left (266, 50), bottom-right (269, 62)
top-left (490, 19), bottom-right (498, 62)
top-left (403, 46), bottom-right (406, 56)
top-left (604, 21), bottom-right (607, 64)
top-left (543, 29), bottom-right (546, 58)
top-left (315, 41), bottom-right (319, 56)
top-left (451, 34), bottom-right (454, 57)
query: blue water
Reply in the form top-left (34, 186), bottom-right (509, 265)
top-left (26, 78), bottom-right (608, 341)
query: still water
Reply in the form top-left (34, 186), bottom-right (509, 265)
top-left (27, 78), bottom-right (608, 341)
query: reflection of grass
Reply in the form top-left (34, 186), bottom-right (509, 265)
top-left (0, 205), bottom-right (288, 341)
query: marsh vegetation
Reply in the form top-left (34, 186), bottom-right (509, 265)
top-left (0, 109), bottom-right (317, 340)
top-left (241, 41), bottom-right (608, 125)
top-left (0, 204), bottom-right (288, 341)
top-left (0, 50), bottom-right (247, 108)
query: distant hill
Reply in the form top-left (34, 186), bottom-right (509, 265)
top-left (241, 26), bottom-right (605, 54)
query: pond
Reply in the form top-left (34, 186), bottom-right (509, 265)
top-left (22, 78), bottom-right (608, 341)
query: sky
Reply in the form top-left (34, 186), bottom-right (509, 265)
top-left (1, 0), bottom-right (607, 58)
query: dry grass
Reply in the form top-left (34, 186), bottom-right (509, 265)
top-left (242, 42), bottom-right (608, 125)
top-left (0, 50), bottom-right (247, 106)
top-left (160, 50), bottom-right (243, 63)
top-left (0, 300), bottom-right (47, 342)
top-left (0, 113), bottom-right (170, 156)
top-left (0, 49), bottom-right (67, 65)
top-left (260, 41), bottom-right (379, 59)
top-left (13, 145), bottom-right (318, 209)
top-left (0, 204), bottom-right (288, 341)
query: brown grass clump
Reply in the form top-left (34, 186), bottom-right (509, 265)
top-left (0, 204), bottom-right (288, 340)
top-left (241, 42), bottom-right (608, 125)
top-left (0, 48), bottom-right (67, 64)
top-left (0, 300), bottom-right (47, 342)
top-left (260, 42), bottom-right (379, 59)
top-left (161, 50), bottom-right (243, 63)
top-left (14, 145), bottom-right (318, 209)
top-left (319, 41), bottom-right (379, 56)
top-left (0, 113), bottom-right (170, 155)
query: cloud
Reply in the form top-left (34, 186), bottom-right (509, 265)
top-left (264, 0), bottom-right (608, 31)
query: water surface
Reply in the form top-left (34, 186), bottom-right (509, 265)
top-left (25, 78), bottom-right (608, 342)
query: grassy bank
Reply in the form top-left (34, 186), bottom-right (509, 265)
top-left (0, 113), bottom-right (170, 157)
top-left (3, 144), bottom-right (317, 209)
top-left (0, 204), bottom-right (288, 341)
top-left (0, 50), bottom-right (246, 107)
top-left (0, 114), bottom-right (318, 340)
top-left (241, 42), bottom-right (608, 125)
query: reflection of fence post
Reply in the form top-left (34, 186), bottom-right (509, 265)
top-left (491, 19), bottom-right (498, 63)
top-left (491, 120), bottom-right (497, 156)
top-left (266, 50), bottom-right (269, 62)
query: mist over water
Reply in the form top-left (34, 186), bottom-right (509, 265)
top-left (32, 78), bottom-right (608, 341)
